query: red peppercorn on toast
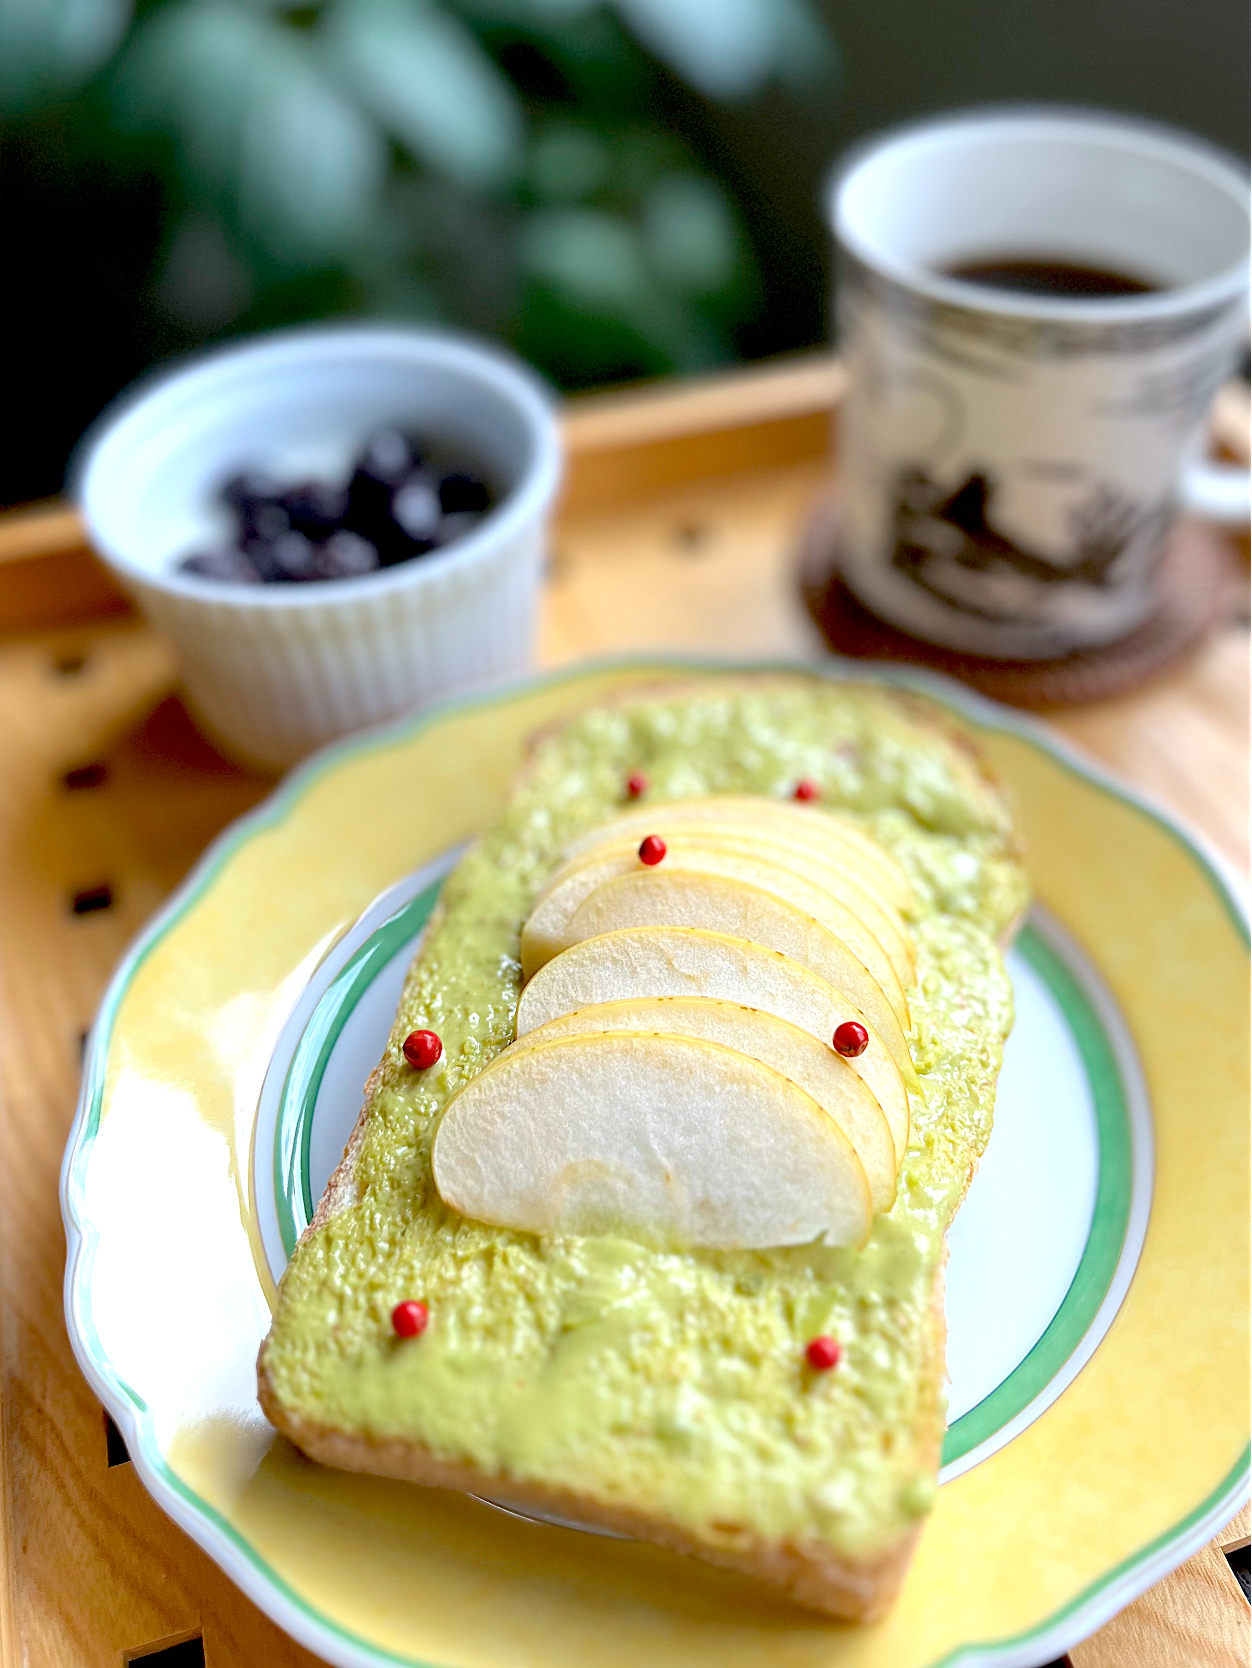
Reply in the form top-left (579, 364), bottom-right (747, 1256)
top-left (258, 675), bottom-right (1028, 1620)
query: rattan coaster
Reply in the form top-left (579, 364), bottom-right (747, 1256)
top-left (800, 498), bottom-right (1244, 708)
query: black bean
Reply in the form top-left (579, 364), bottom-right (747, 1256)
top-left (269, 531), bottom-right (318, 579)
top-left (221, 469), bottom-right (282, 510)
top-left (358, 428), bottom-right (421, 487)
top-left (435, 510), bottom-right (482, 547)
top-left (240, 537), bottom-right (283, 582)
top-left (238, 497), bottom-right (291, 543)
top-left (316, 530), bottom-right (379, 578)
top-left (185, 431), bottom-right (489, 587)
top-left (283, 479), bottom-right (349, 538)
top-left (439, 472), bottom-right (491, 514)
top-left (179, 548), bottom-right (263, 584)
top-left (384, 537), bottom-right (436, 567)
top-left (392, 475), bottom-right (442, 543)
top-left (345, 473), bottom-right (394, 541)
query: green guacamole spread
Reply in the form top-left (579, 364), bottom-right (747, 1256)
top-left (262, 681), bottom-right (1028, 1555)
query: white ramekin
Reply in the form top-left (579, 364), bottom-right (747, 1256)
top-left (75, 327), bottom-right (562, 771)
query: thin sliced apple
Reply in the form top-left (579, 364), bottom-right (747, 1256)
top-left (432, 1032), bottom-right (873, 1250)
top-left (562, 797), bottom-right (911, 910)
top-left (523, 842), bottom-right (907, 997)
top-left (561, 797), bottom-right (907, 891)
top-left (529, 832), bottom-right (914, 987)
top-left (514, 998), bottom-right (897, 1211)
top-left (515, 926), bottom-right (914, 1145)
top-left (560, 810), bottom-right (913, 920)
top-left (551, 816), bottom-right (907, 925)
top-left (567, 869), bottom-right (911, 1048)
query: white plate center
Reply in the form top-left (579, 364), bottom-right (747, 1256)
top-left (945, 945), bottom-right (1098, 1423)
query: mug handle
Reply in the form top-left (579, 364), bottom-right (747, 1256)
top-left (1181, 379), bottom-right (1251, 525)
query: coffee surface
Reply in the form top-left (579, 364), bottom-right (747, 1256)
top-left (945, 256), bottom-right (1159, 299)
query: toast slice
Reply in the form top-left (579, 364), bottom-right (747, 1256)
top-left (258, 675), bottom-right (1028, 1619)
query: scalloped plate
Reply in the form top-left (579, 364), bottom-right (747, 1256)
top-left (62, 658), bottom-right (1249, 1668)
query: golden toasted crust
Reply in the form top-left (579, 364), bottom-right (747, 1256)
top-left (258, 674), bottom-right (1018, 1620)
top-left (305, 1070), bottom-right (375, 1233)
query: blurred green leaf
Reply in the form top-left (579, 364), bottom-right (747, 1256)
top-left (362, 173), bottom-right (517, 330)
top-left (112, 2), bottom-right (385, 261)
top-left (642, 174), bottom-right (740, 294)
top-left (519, 202), bottom-right (728, 368)
top-left (2, 0), bottom-right (837, 501)
top-left (465, 6), bottom-right (649, 113)
top-left (0, 0), bottom-right (132, 113)
top-left (323, 0), bottom-right (524, 189)
top-left (462, 0), bottom-right (597, 19)
top-left (520, 204), bottom-right (647, 309)
top-left (612, 0), bottom-right (830, 99)
top-left (527, 121), bottom-right (610, 200)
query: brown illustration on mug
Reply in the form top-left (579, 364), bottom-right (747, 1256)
top-left (889, 466), bottom-right (1173, 624)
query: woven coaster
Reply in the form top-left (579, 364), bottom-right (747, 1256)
top-left (800, 498), bottom-right (1244, 709)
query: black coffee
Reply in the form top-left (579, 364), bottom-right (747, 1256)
top-left (944, 256), bottom-right (1159, 299)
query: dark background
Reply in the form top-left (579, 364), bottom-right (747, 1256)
top-left (3, 0), bottom-right (1247, 508)
top-left (722, 0), bottom-right (1251, 356)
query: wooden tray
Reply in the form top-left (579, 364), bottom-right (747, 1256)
top-left (0, 355), bottom-right (1246, 1668)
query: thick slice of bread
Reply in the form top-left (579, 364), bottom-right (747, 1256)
top-left (258, 675), bottom-right (1027, 1619)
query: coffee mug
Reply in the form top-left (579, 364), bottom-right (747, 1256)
top-left (830, 110), bottom-right (1250, 659)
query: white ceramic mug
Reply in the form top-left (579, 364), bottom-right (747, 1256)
top-left (830, 111), bottom-right (1250, 659)
top-left (76, 328), bottom-right (561, 771)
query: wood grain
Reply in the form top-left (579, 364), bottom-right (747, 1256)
top-left (559, 354), bottom-right (842, 512)
top-left (1046, 625), bottom-right (1250, 878)
top-left (1217, 1505), bottom-right (1250, 1552)
top-left (0, 625), bottom-right (306, 1668)
top-left (0, 503), bottom-right (129, 633)
top-left (0, 359), bottom-right (1245, 1667)
top-left (1069, 1531), bottom-right (1249, 1667)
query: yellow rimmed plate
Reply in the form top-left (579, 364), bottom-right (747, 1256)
top-left (62, 658), bottom-right (1249, 1668)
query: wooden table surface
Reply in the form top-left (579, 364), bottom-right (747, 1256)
top-left (0, 356), bottom-right (1246, 1666)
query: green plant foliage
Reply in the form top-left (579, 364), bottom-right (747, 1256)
top-left (0, 0), bottom-right (132, 113)
top-left (2, 0), bottom-right (833, 400)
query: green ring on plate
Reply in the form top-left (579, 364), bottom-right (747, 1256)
top-left (941, 921), bottom-right (1133, 1466)
top-left (272, 899), bottom-right (1134, 1471)
top-left (274, 876), bottom-right (446, 1261)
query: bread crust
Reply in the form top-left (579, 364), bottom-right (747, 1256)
top-left (257, 675), bottom-right (1020, 1621)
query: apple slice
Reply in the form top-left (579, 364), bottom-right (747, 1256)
top-left (554, 816), bottom-right (908, 925)
top-left (566, 869), bottom-right (911, 1052)
top-left (513, 998), bottom-right (897, 1211)
top-left (561, 797), bottom-right (909, 894)
top-left (431, 1032), bottom-right (873, 1250)
top-left (523, 841), bottom-right (908, 994)
top-left (562, 797), bottom-right (911, 911)
top-left (527, 832), bottom-right (914, 988)
top-left (515, 926), bottom-right (913, 1150)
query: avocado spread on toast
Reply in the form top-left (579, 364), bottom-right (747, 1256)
top-left (261, 681), bottom-right (1027, 1555)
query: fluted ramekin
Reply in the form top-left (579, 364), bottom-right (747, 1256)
top-left (76, 327), bottom-right (562, 771)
